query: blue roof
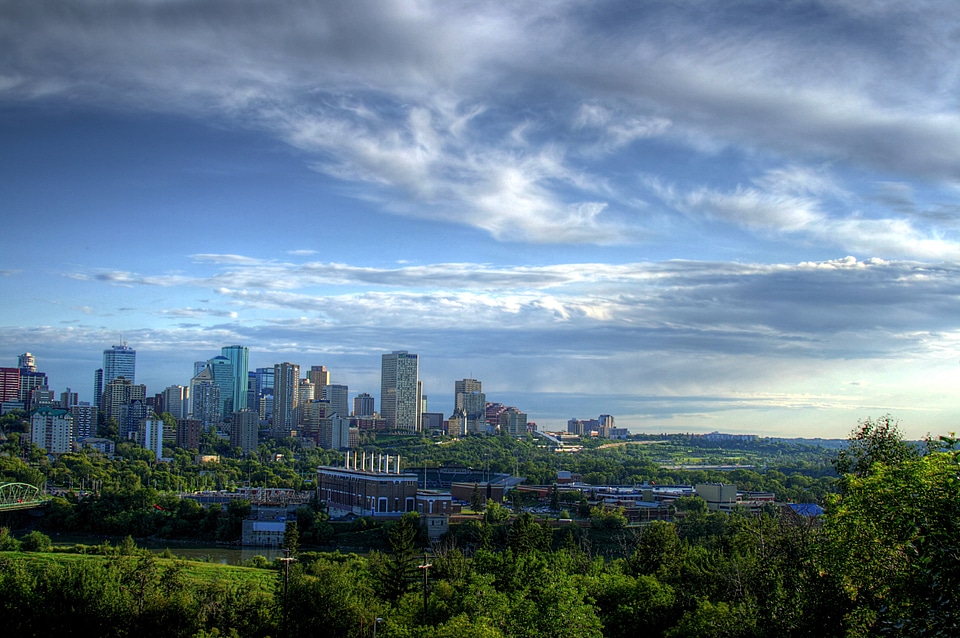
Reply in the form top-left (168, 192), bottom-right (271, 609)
top-left (788, 503), bottom-right (824, 517)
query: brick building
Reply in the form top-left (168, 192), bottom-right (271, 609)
top-left (318, 452), bottom-right (419, 518)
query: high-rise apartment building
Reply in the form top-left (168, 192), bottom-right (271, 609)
top-left (59, 388), bottom-right (78, 409)
top-left (93, 368), bottom-right (104, 410)
top-left (323, 383), bottom-right (349, 419)
top-left (176, 418), bottom-right (202, 450)
top-left (101, 376), bottom-right (146, 425)
top-left (30, 407), bottom-right (73, 454)
top-left (246, 372), bottom-right (257, 416)
top-left (231, 409), bottom-right (259, 455)
top-left (499, 407), bottom-right (528, 437)
top-left (119, 400), bottom-right (149, 441)
top-left (70, 402), bottom-right (95, 440)
top-left (19, 371), bottom-right (47, 403)
top-left (381, 351), bottom-right (419, 432)
top-left (0, 367), bottom-right (19, 403)
top-left (220, 345), bottom-right (249, 412)
top-left (319, 414), bottom-right (351, 450)
top-left (139, 417), bottom-right (164, 459)
top-left (273, 362), bottom-right (300, 429)
top-left (353, 392), bottom-right (375, 418)
top-left (189, 366), bottom-right (221, 429)
top-left (103, 344), bottom-right (136, 385)
top-left (299, 378), bottom-right (316, 403)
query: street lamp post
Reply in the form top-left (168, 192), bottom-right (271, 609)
top-left (373, 617), bottom-right (383, 638)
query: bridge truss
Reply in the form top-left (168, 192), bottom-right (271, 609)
top-left (0, 482), bottom-right (45, 512)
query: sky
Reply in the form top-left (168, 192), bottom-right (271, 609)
top-left (2, 0), bottom-right (960, 439)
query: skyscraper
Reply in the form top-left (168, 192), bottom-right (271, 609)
top-left (499, 407), bottom-right (528, 437)
top-left (220, 345), bottom-right (249, 412)
top-left (0, 367), bottom-right (20, 403)
top-left (273, 362), bottom-right (300, 429)
top-left (59, 388), bottom-right (78, 409)
top-left (323, 383), bottom-right (349, 419)
top-left (139, 417), bottom-right (164, 459)
top-left (18, 353), bottom-right (36, 372)
top-left (455, 378), bottom-right (486, 435)
top-left (381, 351), bottom-right (419, 432)
top-left (162, 385), bottom-right (190, 420)
top-left (308, 365), bottom-right (330, 401)
top-left (103, 344), bottom-right (136, 385)
top-left (93, 368), bottom-right (103, 410)
top-left (353, 392), bottom-right (375, 418)
top-left (189, 366), bottom-right (221, 429)
top-left (231, 409), bottom-right (259, 455)
top-left (206, 356), bottom-right (235, 418)
top-left (253, 367), bottom-right (275, 421)
top-left (70, 402), bottom-right (95, 440)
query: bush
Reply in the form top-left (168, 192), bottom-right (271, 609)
top-left (0, 526), bottom-right (21, 551)
top-left (20, 530), bottom-right (52, 552)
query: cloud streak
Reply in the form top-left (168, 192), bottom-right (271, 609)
top-left (4, 1), bottom-right (960, 250)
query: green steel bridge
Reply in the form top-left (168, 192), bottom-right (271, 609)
top-left (0, 482), bottom-right (46, 512)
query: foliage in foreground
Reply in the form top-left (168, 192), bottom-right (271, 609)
top-left (1, 416), bottom-right (955, 637)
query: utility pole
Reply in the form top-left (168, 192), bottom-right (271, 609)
top-left (418, 553), bottom-right (432, 625)
top-left (278, 548), bottom-right (297, 636)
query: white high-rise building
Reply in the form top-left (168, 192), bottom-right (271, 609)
top-left (140, 417), bottom-right (164, 459)
top-left (381, 351), bottom-right (419, 433)
top-left (31, 407), bottom-right (73, 454)
top-left (103, 344), bottom-right (136, 385)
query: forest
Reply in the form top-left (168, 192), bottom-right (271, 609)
top-left (1, 416), bottom-right (957, 636)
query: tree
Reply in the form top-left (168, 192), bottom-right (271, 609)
top-left (630, 520), bottom-right (682, 579)
top-left (283, 521), bottom-right (300, 556)
top-left (374, 512), bottom-right (421, 601)
top-left (483, 500), bottom-right (510, 525)
top-left (824, 448), bottom-right (960, 636)
top-left (470, 483), bottom-right (485, 513)
top-left (833, 415), bottom-right (917, 486)
top-left (507, 512), bottom-right (550, 554)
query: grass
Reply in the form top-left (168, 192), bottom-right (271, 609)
top-left (0, 550), bottom-right (277, 591)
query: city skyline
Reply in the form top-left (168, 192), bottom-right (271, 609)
top-left (3, 2), bottom-right (960, 439)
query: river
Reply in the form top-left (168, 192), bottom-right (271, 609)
top-left (48, 532), bottom-right (287, 565)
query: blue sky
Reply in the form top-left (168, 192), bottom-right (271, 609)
top-left (3, 0), bottom-right (960, 438)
